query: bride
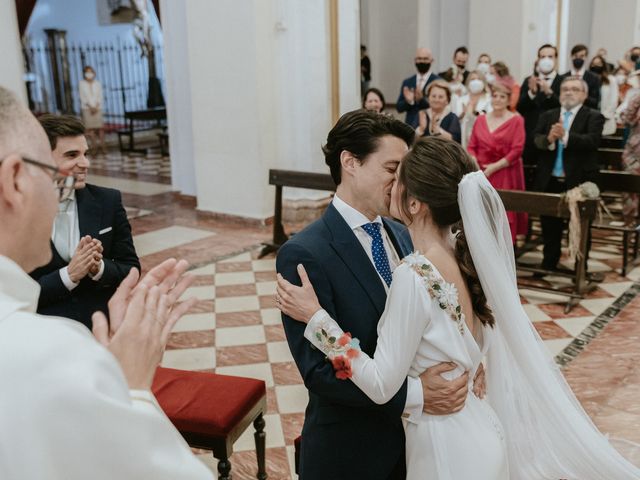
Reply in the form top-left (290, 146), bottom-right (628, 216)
top-left (276, 137), bottom-right (640, 479)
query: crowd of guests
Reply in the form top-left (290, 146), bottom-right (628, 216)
top-left (362, 42), bottom-right (640, 271)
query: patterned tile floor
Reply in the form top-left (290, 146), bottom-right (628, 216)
top-left (92, 148), bottom-right (640, 478)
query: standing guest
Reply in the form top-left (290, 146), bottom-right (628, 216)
top-left (613, 66), bottom-right (632, 103)
top-left (595, 47), bottom-right (615, 72)
top-left (517, 43), bottom-right (562, 188)
top-left (397, 47), bottom-right (440, 128)
top-left (439, 46), bottom-right (470, 93)
top-left (78, 65), bottom-right (106, 156)
top-left (468, 78), bottom-right (527, 244)
top-left (590, 55), bottom-right (619, 135)
top-left (0, 85), bottom-right (213, 479)
top-left (490, 62), bottom-right (520, 111)
top-left (476, 53), bottom-right (492, 76)
top-left (533, 76), bottom-right (604, 271)
top-left (362, 87), bottom-right (386, 113)
top-left (452, 71), bottom-right (493, 148)
top-left (417, 80), bottom-right (462, 143)
top-left (560, 44), bottom-right (601, 109)
top-left (30, 115), bottom-right (140, 330)
top-left (619, 89), bottom-right (640, 224)
top-left (361, 45), bottom-right (372, 96)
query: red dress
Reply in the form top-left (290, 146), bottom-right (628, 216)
top-left (468, 114), bottom-right (528, 242)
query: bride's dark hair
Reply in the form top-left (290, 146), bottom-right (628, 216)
top-left (398, 137), bottom-right (495, 327)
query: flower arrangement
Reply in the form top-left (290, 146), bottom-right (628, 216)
top-left (564, 182), bottom-right (600, 263)
top-left (314, 329), bottom-right (361, 380)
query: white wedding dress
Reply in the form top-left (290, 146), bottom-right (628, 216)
top-left (303, 172), bottom-right (640, 479)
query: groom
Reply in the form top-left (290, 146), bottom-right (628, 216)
top-left (277, 110), bottom-right (475, 479)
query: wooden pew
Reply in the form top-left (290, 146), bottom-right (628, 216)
top-left (260, 169), bottom-right (336, 257)
top-left (498, 190), bottom-right (598, 312)
top-left (592, 170), bottom-right (640, 275)
top-left (598, 147), bottom-right (623, 170)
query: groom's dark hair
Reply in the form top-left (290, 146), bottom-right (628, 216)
top-left (322, 110), bottom-right (415, 185)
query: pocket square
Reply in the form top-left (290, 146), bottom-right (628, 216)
top-left (98, 227), bottom-right (113, 235)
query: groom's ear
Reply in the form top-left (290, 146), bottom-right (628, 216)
top-left (340, 150), bottom-right (359, 178)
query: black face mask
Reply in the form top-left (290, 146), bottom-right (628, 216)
top-left (572, 58), bottom-right (585, 70)
top-left (455, 63), bottom-right (466, 70)
top-left (590, 65), bottom-right (604, 74)
top-left (632, 53), bottom-right (640, 62)
top-left (415, 62), bottom-right (431, 74)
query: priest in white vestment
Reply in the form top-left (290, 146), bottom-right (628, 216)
top-left (0, 86), bottom-right (214, 479)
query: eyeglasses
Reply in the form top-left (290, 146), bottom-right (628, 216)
top-left (0, 156), bottom-right (75, 202)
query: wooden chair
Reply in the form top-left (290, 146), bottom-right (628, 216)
top-left (152, 367), bottom-right (268, 480)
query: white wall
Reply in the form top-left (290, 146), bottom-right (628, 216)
top-left (0, 0), bottom-right (27, 103)
top-left (591, 0), bottom-right (637, 63)
top-left (338, 0), bottom-right (361, 114)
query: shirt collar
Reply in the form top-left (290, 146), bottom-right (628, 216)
top-left (0, 255), bottom-right (40, 320)
top-left (332, 194), bottom-right (382, 231)
top-left (539, 70), bottom-right (557, 81)
top-left (560, 103), bottom-right (582, 117)
top-left (417, 71), bottom-right (431, 81)
top-left (571, 68), bottom-right (585, 77)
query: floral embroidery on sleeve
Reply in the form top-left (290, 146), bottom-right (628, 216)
top-left (313, 328), bottom-right (361, 380)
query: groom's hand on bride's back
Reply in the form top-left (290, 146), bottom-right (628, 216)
top-left (420, 362), bottom-right (469, 415)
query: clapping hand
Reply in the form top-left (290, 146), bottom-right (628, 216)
top-left (403, 86), bottom-right (415, 104)
top-left (92, 258), bottom-right (198, 390)
top-left (528, 75), bottom-right (538, 94)
top-left (276, 264), bottom-right (321, 323)
top-left (548, 122), bottom-right (565, 144)
top-left (68, 236), bottom-right (103, 283)
top-left (537, 78), bottom-right (552, 96)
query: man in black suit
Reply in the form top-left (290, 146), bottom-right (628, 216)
top-left (30, 115), bottom-right (140, 329)
top-left (534, 76), bottom-right (604, 270)
top-left (517, 43), bottom-right (562, 188)
top-left (438, 46), bottom-right (470, 85)
top-left (396, 47), bottom-right (441, 128)
top-left (560, 44), bottom-right (601, 109)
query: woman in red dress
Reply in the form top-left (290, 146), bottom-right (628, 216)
top-left (468, 77), bottom-right (528, 244)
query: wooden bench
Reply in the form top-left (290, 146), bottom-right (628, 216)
top-left (600, 135), bottom-right (624, 150)
top-left (598, 148), bottom-right (623, 170)
top-left (260, 169), bottom-right (336, 257)
top-left (118, 107), bottom-right (167, 154)
top-left (592, 170), bottom-right (640, 276)
top-left (498, 190), bottom-right (598, 311)
top-left (152, 367), bottom-right (268, 480)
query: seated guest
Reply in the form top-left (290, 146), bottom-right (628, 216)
top-left (490, 61), bottom-right (520, 111)
top-left (533, 76), bottom-right (604, 270)
top-left (396, 47), bottom-right (440, 128)
top-left (561, 44), bottom-right (600, 109)
top-left (30, 115), bottom-right (140, 329)
top-left (589, 55), bottom-right (619, 135)
top-left (0, 85), bottom-right (212, 479)
top-left (416, 80), bottom-right (461, 143)
top-left (453, 70), bottom-right (493, 148)
top-left (468, 78), bottom-right (527, 244)
top-left (362, 87), bottom-right (386, 113)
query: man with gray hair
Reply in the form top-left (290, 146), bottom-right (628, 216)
top-left (0, 86), bottom-right (214, 479)
top-left (533, 75), bottom-right (604, 271)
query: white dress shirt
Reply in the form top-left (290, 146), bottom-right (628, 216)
top-left (409, 71), bottom-right (431, 105)
top-left (331, 194), bottom-right (424, 421)
top-left (52, 190), bottom-right (104, 290)
top-left (0, 255), bottom-right (214, 479)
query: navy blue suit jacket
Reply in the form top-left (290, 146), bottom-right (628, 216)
top-left (276, 204), bottom-right (413, 480)
top-left (396, 72), bottom-right (440, 128)
top-left (29, 184), bottom-right (140, 329)
top-left (421, 111), bottom-right (462, 144)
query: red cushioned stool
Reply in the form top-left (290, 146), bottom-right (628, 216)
top-left (152, 366), bottom-right (267, 480)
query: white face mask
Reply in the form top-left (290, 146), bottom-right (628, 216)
top-left (615, 74), bottom-right (627, 85)
top-left (85, 72), bottom-right (95, 80)
top-left (538, 57), bottom-right (555, 75)
top-left (485, 73), bottom-right (496, 84)
top-left (477, 62), bottom-right (490, 75)
top-left (468, 78), bottom-right (485, 94)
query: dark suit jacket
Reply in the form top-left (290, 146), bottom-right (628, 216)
top-left (533, 105), bottom-right (604, 190)
top-left (560, 70), bottom-right (601, 109)
top-left (396, 72), bottom-right (440, 128)
top-left (276, 204), bottom-right (413, 480)
top-left (421, 111), bottom-right (462, 143)
top-left (30, 184), bottom-right (140, 329)
top-left (516, 73), bottom-right (562, 155)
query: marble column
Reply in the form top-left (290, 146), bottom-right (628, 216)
top-left (160, 0), bottom-right (360, 220)
top-left (0, 0), bottom-right (27, 103)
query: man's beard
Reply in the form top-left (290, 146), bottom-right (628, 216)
top-left (561, 100), bottom-right (580, 110)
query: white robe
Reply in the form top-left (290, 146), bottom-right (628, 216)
top-left (0, 255), bottom-right (214, 479)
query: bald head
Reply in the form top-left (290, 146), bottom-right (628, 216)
top-left (0, 87), bottom-right (52, 164)
top-left (415, 48), bottom-right (434, 74)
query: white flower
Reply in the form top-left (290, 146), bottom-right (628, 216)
top-left (437, 282), bottom-right (459, 306)
top-left (580, 181), bottom-right (600, 199)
